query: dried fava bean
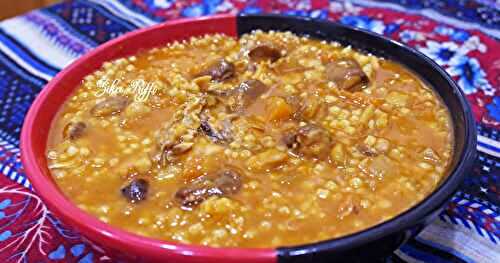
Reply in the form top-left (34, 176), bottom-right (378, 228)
top-left (195, 59), bottom-right (235, 82)
top-left (175, 185), bottom-right (211, 209)
top-left (121, 178), bottom-right (149, 203)
top-left (174, 169), bottom-right (242, 209)
top-left (207, 80), bottom-right (269, 112)
top-left (63, 121), bottom-right (87, 140)
top-left (284, 124), bottom-right (333, 160)
top-left (91, 96), bottom-right (129, 117)
top-left (232, 80), bottom-right (269, 112)
top-left (198, 114), bottom-right (233, 144)
top-left (248, 44), bottom-right (282, 63)
top-left (326, 58), bottom-right (369, 91)
top-left (237, 80), bottom-right (269, 100)
top-left (199, 120), bottom-right (226, 143)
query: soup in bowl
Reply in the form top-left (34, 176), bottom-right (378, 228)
top-left (21, 14), bottom-right (476, 262)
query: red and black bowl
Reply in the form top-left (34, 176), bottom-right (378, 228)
top-left (20, 14), bottom-right (477, 263)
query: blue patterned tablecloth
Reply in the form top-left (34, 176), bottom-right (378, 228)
top-left (0, 1), bottom-right (498, 262)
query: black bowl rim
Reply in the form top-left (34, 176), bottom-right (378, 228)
top-left (235, 14), bottom-right (477, 257)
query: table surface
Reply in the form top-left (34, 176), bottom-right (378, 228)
top-left (0, 1), bottom-right (498, 262)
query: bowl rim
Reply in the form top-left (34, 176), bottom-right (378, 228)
top-left (20, 13), bottom-right (477, 262)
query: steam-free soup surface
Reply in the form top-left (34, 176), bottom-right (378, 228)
top-left (47, 31), bottom-right (453, 248)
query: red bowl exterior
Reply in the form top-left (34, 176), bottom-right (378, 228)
top-left (20, 14), bottom-right (277, 263)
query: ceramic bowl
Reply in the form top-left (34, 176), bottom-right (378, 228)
top-left (20, 14), bottom-right (476, 263)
